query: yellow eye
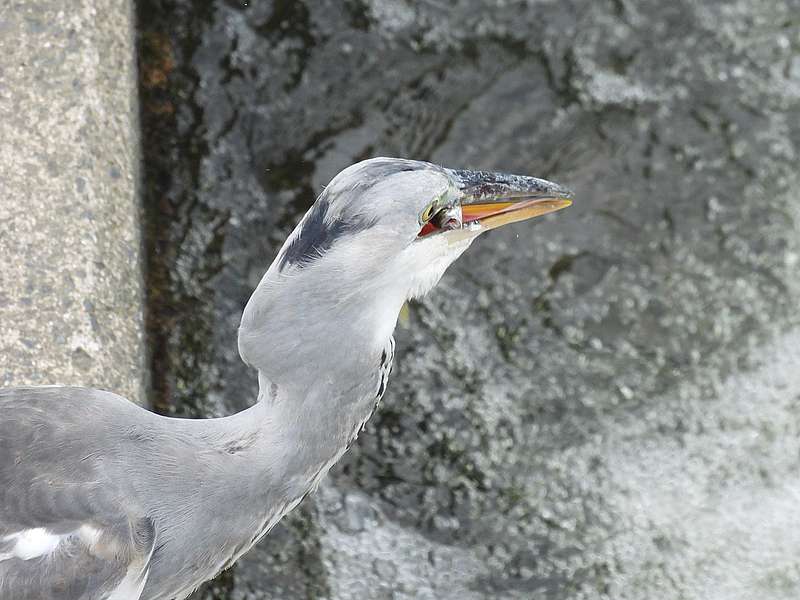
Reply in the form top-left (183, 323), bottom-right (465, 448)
top-left (420, 203), bottom-right (436, 223)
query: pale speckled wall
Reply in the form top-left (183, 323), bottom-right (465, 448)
top-left (0, 1), bottom-right (145, 405)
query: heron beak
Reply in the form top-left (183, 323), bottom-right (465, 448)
top-left (449, 168), bottom-right (573, 235)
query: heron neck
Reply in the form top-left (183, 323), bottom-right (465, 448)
top-left (240, 268), bottom-right (404, 389)
top-left (209, 342), bottom-right (387, 518)
top-left (235, 260), bottom-right (405, 501)
top-left (255, 326), bottom-right (391, 454)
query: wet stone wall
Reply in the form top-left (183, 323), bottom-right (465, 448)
top-left (137, 1), bottom-right (800, 598)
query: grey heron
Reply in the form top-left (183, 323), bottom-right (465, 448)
top-left (0, 158), bottom-right (572, 599)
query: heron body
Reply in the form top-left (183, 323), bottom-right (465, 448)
top-left (0, 158), bottom-right (572, 599)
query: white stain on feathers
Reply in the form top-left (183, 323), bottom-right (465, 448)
top-left (0, 524), bottom-right (104, 561)
top-left (0, 528), bottom-right (64, 561)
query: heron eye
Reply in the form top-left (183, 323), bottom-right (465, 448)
top-left (420, 203), bottom-right (436, 224)
top-left (417, 206), bottom-right (461, 238)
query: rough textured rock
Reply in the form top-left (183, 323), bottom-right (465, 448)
top-left (0, 1), bottom-right (145, 404)
top-left (137, 0), bottom-right (800, 598)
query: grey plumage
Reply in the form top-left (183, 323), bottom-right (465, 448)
top-left (0, 158), bottom-right (572, 599)
top-left (1, 383), bottom-right (374, 599)
top-left (0, 388), bottom-right (156, 600)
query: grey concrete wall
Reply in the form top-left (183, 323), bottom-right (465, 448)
top-left (0, 1), bottom-right (145, 405)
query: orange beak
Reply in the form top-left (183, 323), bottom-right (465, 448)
top-left (460, 198), bottom-right (572, 231)
top-left (450, 168), bottom-right (573, 234)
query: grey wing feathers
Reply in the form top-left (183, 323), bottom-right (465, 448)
top-left (0, 517), bottom-right (155, 600)
top-left (0, 387), bottom-right (157, 600)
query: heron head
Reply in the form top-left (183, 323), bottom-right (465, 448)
top-left (274, 157), bottom-right (573, 300)
top-left (240, 158), bottom-right (572, 380)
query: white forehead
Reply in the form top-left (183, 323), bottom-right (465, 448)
top-left (367, 168), bottom-right (452, 208)
top-left (329, 157), bottom-right (441, 188)
top-left (324, 158), bottom-right (452, 222)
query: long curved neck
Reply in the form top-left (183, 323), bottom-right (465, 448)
top-left (195, 332), bottom-right (391, 550)
top-left (145, 251), bottom-right (405, 592)
top-left (224, 237), bottom-right (407, 518)
top-left (233, 268), bottom-right (402, 494)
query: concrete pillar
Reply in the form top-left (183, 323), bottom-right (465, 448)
top-left (0, 1), bottom-right (145, 405)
